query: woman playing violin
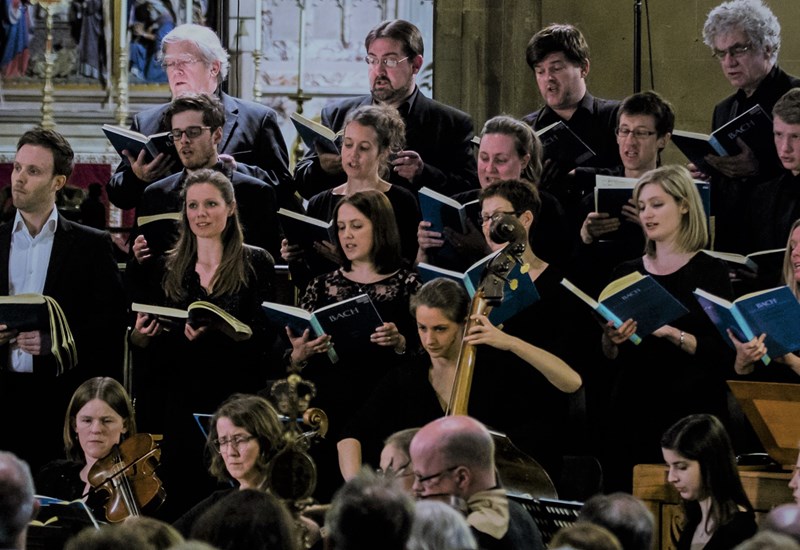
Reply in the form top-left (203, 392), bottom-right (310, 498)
top-left (35, 377), bottom-right (137, 519)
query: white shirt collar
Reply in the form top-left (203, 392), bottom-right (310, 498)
top-left (12, 206), bottom-right (59, 238)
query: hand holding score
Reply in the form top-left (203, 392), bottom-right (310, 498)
top-left (0, 324), bottom-right (18, 346)
top-left (124, 149), bottom-right (173, 183)
top-left (16, 330), bottom-right (51, 355)
top-left (371, 322), bottom-right (406, 353)
top-left (132, 234), bottom-right (151, 263)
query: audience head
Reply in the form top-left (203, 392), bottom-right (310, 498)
top-left (332, 189), bottom-right (403, 274)
top-left (617, 91), bottom-right (675, 175)
top-left (165, 93), bottom-right (225, 170)
top-left (578, 492), bottom-right (654, 550)
top-left (479, 178), bottom-right (541, 251)
top-left (65, 524), bottom-right (155, 550)
top-left (160, 23), bottom-right (229, 95)
top-left (379, 428), bottom-right (419, 493)
top-left (120, 516), bottom-right (184, 549)
top-left (550, 521), bottom-right (622, 550)
top-left (325, 468), bottom-right (414, 550)
top-left (633, 165), bottom-right (708, 256)
top-left (702, 0), bottom-right (778, 95)
top-left (661, 414), bottom-right (752, 530)
top-left (734, 530), bottom-right (800, 550)
top-left (406, 499), bottom-right (477, 550)
top-left (191, 489), bottom-right (298, 550)
top-left (364, 20), bottom-right (424, 106)
top-left (782, 219), bottom-right (800, 300)
top-left (525, 23), bottom-right (590, 113)
top-left (0, 451), bottom-right (37, 550)
top-left (409, 278), bottom-right (470, 362)
top-left (64, 377), bottom-right (136, 463)
top-left (760, 503), bottom-right (800, 544)
top-left (341, 104), bottom-right (406, 179)
top-left (478, 115), bottom-right (543, 187)
top-left (206, 393), bottom-right (284, 489)
top-left (772, 89), bottom-right (800, 176)
top-left (409, 415), bottom-right (495, 501)
top-left (13, 128), bottom-right (73, 216)
top-left (164, 169), bottom-right (244, 301)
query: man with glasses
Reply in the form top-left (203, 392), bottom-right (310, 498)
top-left (293, 19), bottom-right (478, 199)
top-left (107, 23), bottom-right (295, 213)
top-left (409, 416), bottom-right (545, 550)
top-left (133, 93), bottom-right (281, 262)
top-left (700, 0), bottom-right (800, 251)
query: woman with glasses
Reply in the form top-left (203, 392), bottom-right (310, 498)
top-left (598, 165), bottom-right (733, 493)
top-left (417, 114), bottom-right (571, 271)
top-left (337, 266), bottom-right (581, 489)
top-left (173, 394), bottom-right (284, 536)
top-left (126, 168), bottom-right (276, 520)
top-left (281, 104), bottom-right (421, 287)
top-left (35, 377), bottom-right (137, 520)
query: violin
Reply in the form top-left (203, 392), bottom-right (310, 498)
top-left (87, 433), bottom-right (166, 522)
top-left (447, 213), bottom-right (558, 498)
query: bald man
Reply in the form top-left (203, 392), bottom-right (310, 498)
top-left (409, 416), bottom-right (544, 550)
top-left (0, 451), bottom-right (39, 550)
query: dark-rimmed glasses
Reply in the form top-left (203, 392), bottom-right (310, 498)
top-left (413, 465), bottom-right (458, 487)
top-left (169, 126), bottom-right (213, 141)
top-left (615, 128), bottom-right (658, 139)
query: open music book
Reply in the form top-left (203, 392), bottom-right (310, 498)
top-left (132, 302), bottom-right (253, 342)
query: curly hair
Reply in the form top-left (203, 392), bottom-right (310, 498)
top-left (703, 0), bottom-right (780, 65)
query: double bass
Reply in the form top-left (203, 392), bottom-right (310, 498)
top-left (88, 433), bottom-right (166, 522)
top-left (446, 213), bottom-right (558, 499)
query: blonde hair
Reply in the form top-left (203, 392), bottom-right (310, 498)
top-left (782, 218), bottom-right (800, 299)
top-left (633, 165), bottom-right (708, 257)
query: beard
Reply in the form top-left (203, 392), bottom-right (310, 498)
top-left (370, 77), bottom-right (409, 105)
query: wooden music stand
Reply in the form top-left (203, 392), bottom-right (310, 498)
top-left (728, 380), bottom-right (800, 468)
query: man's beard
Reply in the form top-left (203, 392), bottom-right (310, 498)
top-left (371, 78), bottom-right (407, 105)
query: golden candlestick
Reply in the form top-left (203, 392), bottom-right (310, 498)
top-left (32, 0), bottom-right (65, 129)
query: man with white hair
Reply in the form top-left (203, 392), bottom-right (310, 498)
top-left (0, 451), bottom-right (39, 550)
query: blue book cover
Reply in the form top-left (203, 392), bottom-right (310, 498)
top-left (695, 286), bottom-right (800, 363)
top-left (710, 104), bottom-right (774, 162)
top-left (418, 186), bottom-right (478, 235)
top-left (535, 120), bottom-right (596, 168)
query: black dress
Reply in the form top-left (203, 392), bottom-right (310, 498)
top-left (125, 246), bottom-right (276, 520)
top-left (601, 253), bottom-right (735, 492)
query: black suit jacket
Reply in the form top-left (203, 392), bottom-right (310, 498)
top-left (293, 91), bottom-right (479, 199)
top-left (107, 92), bottom-right (293, 210)
top-left (0, 215), bottom-right (127, 471)
top-left (137, 168), bottom-right (282, 261)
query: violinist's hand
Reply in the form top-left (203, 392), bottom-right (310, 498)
top-left (287, 327), bottom-right (331, 364)
top-left (0, 324), bottom-right (18, 346)
top-left (730, 330), bottom-right (766, 375)
top-left (463, 313), bottom-right (512, 350)
top-left (281, 238), bottom-right (304, 263)
top-left (580, 212), bottom-right (620, 244)
top-left (134, 312), bottom-right (162, 337)
top-left (687, 163), bottom-right (711, 182)
top-left (371, 322), bottom-right (406, 353)
top-left (16, 330), bottom-right (51, 355)
top-left (312, 240), bottom-right (341, 265)
top-left (704, 138), bottom-right (758, 178)
top-left (133, 234), bottom-right (151, 263)
top-left (318, 152), bottom-right (344, 175)
top-left (184, 323), bottom-right (209, 341)
top-left (123, 149), bottom-right (173, 183)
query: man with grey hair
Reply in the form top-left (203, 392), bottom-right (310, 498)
top-left (0, 451), bottom-right (39, 550)
top-left (699, 0), bottom-right (800, 250)
top-left (409, 416), bottom-right (544, 550)
top-left (578, 492), bottom-right (654, 550)
top-left (107, 23), bottom-right (294, 212)
top-left (324, 468), bottom-right (414, 550)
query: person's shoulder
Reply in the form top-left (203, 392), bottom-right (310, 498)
top-left (417, 93), bottom-right (472, 120)
top-left (521, 109), bottom-right (542, 127)
top-left (59, 217), bottom-right (109, 241)
top-left (221, 92), bottom-right (278, 118)
top-left (231, 170), bottom-right (272, 189)
top-left (144, 172), bottom-right (182, 194)
top-left (323, 95), bottom-right (371, 117)
top-left (134, 102), bottom-right (170, 129)
top-left (245, 244), bottom-right (275, 266)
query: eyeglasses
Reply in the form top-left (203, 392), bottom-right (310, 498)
top-left (160, 57), bottom-right (202, 71)
top-left (413, 466), bottom-right (458, 487)
top-left (615, 127), bottom-right (658, 139)
top-left (365, 55), bottom-right (409, 68)
top-left (212, 434), bottom-right (256, 454)
top-left (712, 43), bottom-right (753, 60)
top-left (378, 460), bottom-right (413, 479)
top-left (477, 210), bottom-right (522, 226)
top-left (169, 126), bottom-right (213, 141)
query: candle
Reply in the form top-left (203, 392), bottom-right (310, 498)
top-left (254, 0), bottom-right (262, 55)
top-left (185, 0), bottom-right (191, 24)
top-left (297, 2), bottom-right (305, 90)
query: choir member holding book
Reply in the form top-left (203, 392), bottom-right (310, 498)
top-left (336, 276), bottom-right (581, 489)
top-left (727, 218), bottom-right (800, 379)
top-left (598, 165), bottom-right (734, 493)
top-left (127, 169), bottom-right (276, 520)
top-left (281, 104), bottom-right (421, 286)
top-left (283, 190), bottom-right (420, 502)
top-left (417, 115), bottom-right (571, 270)
top-left (576, 91), bottom-right (674, 295)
